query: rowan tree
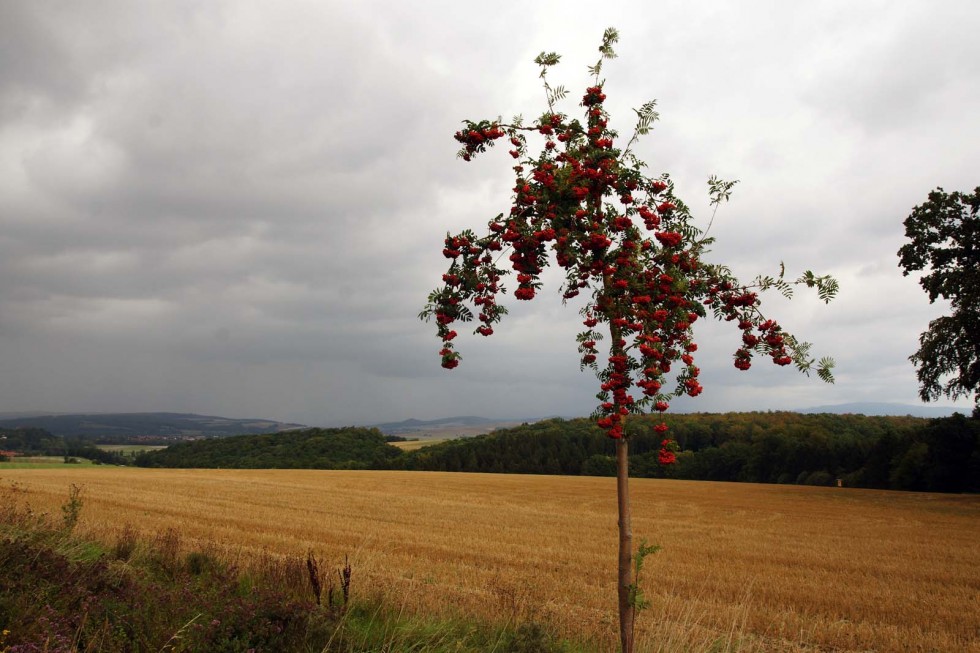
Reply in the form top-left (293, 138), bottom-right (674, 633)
top-left (421, 28), bottom-right (836, 653)
top-left (898, 186), bottom-right (980, 408)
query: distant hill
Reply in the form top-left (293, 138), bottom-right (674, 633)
top-left (0, 411), bottom-right (78, 419)
top-left (370, 415), bottom-right (533, 437)
top-left (0, 412), bottom-right (305, 441)
top-left (374, 405), bottom-right (967, 434)
top-left (372, 416), bottom-right (497, 431)
top-left (797, 402), bottom-right (966, 418)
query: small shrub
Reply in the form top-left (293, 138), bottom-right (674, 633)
top-left (506, 622), bottom-right (564, 653)
top-left (186, 550), bottom-right (222, 576)
top-left (151, 527), bottom-right (182, 576)
top-left (60, 483), bottom-right (83, 532)
top-left (113, 524), bottom-right (138, 561)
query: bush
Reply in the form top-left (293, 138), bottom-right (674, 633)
top-left (802, 470), bottom-right (834, 487)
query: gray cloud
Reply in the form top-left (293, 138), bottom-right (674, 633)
top-left (0, 1), bottom-right (976, 425)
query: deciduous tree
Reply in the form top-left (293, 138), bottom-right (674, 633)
top-left (421, 29), bottom-right (836, 652)
top-left (898, 186), bottom-right (980, 407)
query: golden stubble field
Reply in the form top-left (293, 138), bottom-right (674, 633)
top-left (3, 467), bottom-right (978, 652)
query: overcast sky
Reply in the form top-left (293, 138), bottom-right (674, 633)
top-left (1, 1), bottom-right (977, 426)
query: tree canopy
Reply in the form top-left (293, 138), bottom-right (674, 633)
top-left (898, 186), bottom-right (980, 406)
top-left (135, 427), bottom-right (401, 469)
top-left (421, 30), bottom-right (838, 650)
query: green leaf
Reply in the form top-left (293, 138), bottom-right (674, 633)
top-left (707, 176), bottom-right (739, 206)
top-left (534, 52), bottom-right (561, 67)
top-left (817, 357), bottom-right (836, 384)
top-left (599, 27), bottom-right (620, 59)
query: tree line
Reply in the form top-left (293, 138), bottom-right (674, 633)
top-left (5, 413), bottom-right (977, 493)
top-left (393, 412), bottom-right (979, 493)
top-left (133, 427), bottom-right (403, 469)
top-left (0, 428), bottom-right (127, 465)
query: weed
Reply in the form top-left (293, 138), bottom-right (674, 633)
top-left (151, 527), bottom-right (182, 577)
top-left (113, 524), bottom-right (138, 561)
top-left (338, 554), bottom-right (352, 608)
top-left (306, 549), bottom-right (323, 605)
top-left (318, 553), bottom-right (353, 615)
top-left (60, 483), bottom-right (83, 532)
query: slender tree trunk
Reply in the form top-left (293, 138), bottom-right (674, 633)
top-left (605, 280), bottom-right (635, 653)
top-left (616, 436), bottom-right (634, 653)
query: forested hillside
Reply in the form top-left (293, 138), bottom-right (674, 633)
top-left (112, 412), bottom-right (980, 493)
top-left (397, 412), bottom-right (980, 493)
top-left (0, 427), bottom-right (126, 465)
top-left (135, 427), bottom-right (401, 469)
top-left (0, 412), bottom-right (303, 441)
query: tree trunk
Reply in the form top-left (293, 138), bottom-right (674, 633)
top-left (604, 282), bottom-right (635, 653)
top-left (616, 436), bottom-right (634, 653)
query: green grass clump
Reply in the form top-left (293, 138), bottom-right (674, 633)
top-left (0, 455), bottom-right (99, 469)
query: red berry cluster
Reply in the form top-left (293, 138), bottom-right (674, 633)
top-left (705, 281), bottom-right (795, 370)
top-left (430, 231), bottom-right (507, 369)
top-left (454, 120), bottom-right (506, 160)
top-left (429, 83), bottom-right (707, 451)
top-left (582, 85), bottom-right (607, 106)
top-left (424, 69), bottom-right (814, 461)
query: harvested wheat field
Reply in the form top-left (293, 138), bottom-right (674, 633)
top-left (3, 467), bottom-right (978, 652)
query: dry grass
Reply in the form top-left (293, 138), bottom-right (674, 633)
top-left (95, 444), bottom-right (168, 453)
top-left (389, 438), bottom-right (448, 451)
top-left (3, 467), bottom-right (978, 652)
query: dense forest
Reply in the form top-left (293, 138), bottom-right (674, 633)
top-left (5, 413), bottom-right (977, 493)
top-left (396, 412), bottom-right (980, 493)
top-left (134, 427), bottom-right (402, 469)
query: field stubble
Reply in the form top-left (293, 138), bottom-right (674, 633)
top-left (389, 438), bottom-right (448, 451)
top-left (3, 468), bottom-right (977, 652)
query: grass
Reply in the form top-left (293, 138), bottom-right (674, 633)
top-left (0, 456), bottom-right (98, 469)
top-left (95, 444), bottom-right (168, 454)
top-left (2, 468), bottom-right (978, 652)
top-left (390, 438), bottom-right (448, 451)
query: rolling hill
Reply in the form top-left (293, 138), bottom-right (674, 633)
top-left (0, 412), bottom-right (305, 441)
